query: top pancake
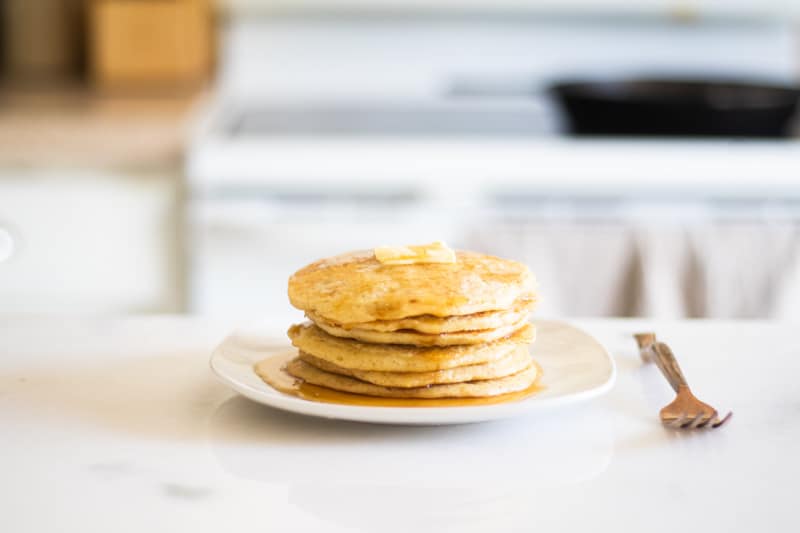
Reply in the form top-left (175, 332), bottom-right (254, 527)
top-left (288, 249), bottom-right (536, 324)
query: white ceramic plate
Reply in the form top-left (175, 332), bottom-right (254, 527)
top-left (210, 320), bottom-right (615, 425)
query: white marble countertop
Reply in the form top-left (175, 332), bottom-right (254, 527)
top-left (0, 316), bottom-right (797, 532)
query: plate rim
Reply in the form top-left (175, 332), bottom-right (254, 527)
top-left (210, 320), bottom-right (616, 425)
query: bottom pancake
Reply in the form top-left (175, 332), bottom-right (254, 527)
top-left (298, 345), bottom-right (532, 388)
top-left (285, 356), bottom-right (538, 399)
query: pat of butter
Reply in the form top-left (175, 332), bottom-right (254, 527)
top-left (374, 241), bottom-right (456, 265)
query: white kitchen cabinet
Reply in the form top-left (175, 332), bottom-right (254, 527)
top-left (187, 188), bottom-right (800, 319)
top-left (0, 167), bottom-right (181, 313)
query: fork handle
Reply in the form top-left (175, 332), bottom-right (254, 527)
top-left (635, 335), bottom-right (689, 393)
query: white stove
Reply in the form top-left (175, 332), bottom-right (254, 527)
top-left (187, 14), bottom-right (800, 318)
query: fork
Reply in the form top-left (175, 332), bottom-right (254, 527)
top-left (634, 333), bottom-right (732, 429)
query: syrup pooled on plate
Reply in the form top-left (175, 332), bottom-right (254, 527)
top-left (254, 353), bottom-right (543, 408)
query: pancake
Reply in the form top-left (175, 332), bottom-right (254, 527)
top-left (288, 249), bottom-right (536, 324)
top-left (311, 315), bottom-right (530, 346)
top-left (298, 344), bottom-right (532, 388)
top-left (304, 298), bottom-right (534, 334)
top-left (288, 321), bottom-right (535, 372)
top-left (285, 357), bottom-right (539, 399)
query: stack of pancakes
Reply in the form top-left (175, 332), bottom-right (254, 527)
top-left (285, 248), bottom-right (538, 399)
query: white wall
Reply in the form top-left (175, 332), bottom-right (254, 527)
top-left (216, 16), bottom-right (799, 101)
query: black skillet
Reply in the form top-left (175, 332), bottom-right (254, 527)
top-left (550, 79), bottom-right (800, 137)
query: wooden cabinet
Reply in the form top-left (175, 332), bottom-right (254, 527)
top-left (89, 0), bottom-right (213, 89)
top-left (2, 0), bottom-right (85, 80)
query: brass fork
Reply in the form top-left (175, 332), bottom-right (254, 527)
top-left (634, 333), bottom-right (732, 429)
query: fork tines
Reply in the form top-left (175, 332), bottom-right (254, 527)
top-left (664, 411), bottom-right (733, 429)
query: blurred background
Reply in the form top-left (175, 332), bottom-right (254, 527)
top-left (2, 0), bottom-right (800, 319)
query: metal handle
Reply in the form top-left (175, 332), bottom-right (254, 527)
top-left (635, 333), bottom-right (689, 393)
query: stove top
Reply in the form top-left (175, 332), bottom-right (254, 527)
top-left (227, 99), bottom-right (559, 138)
